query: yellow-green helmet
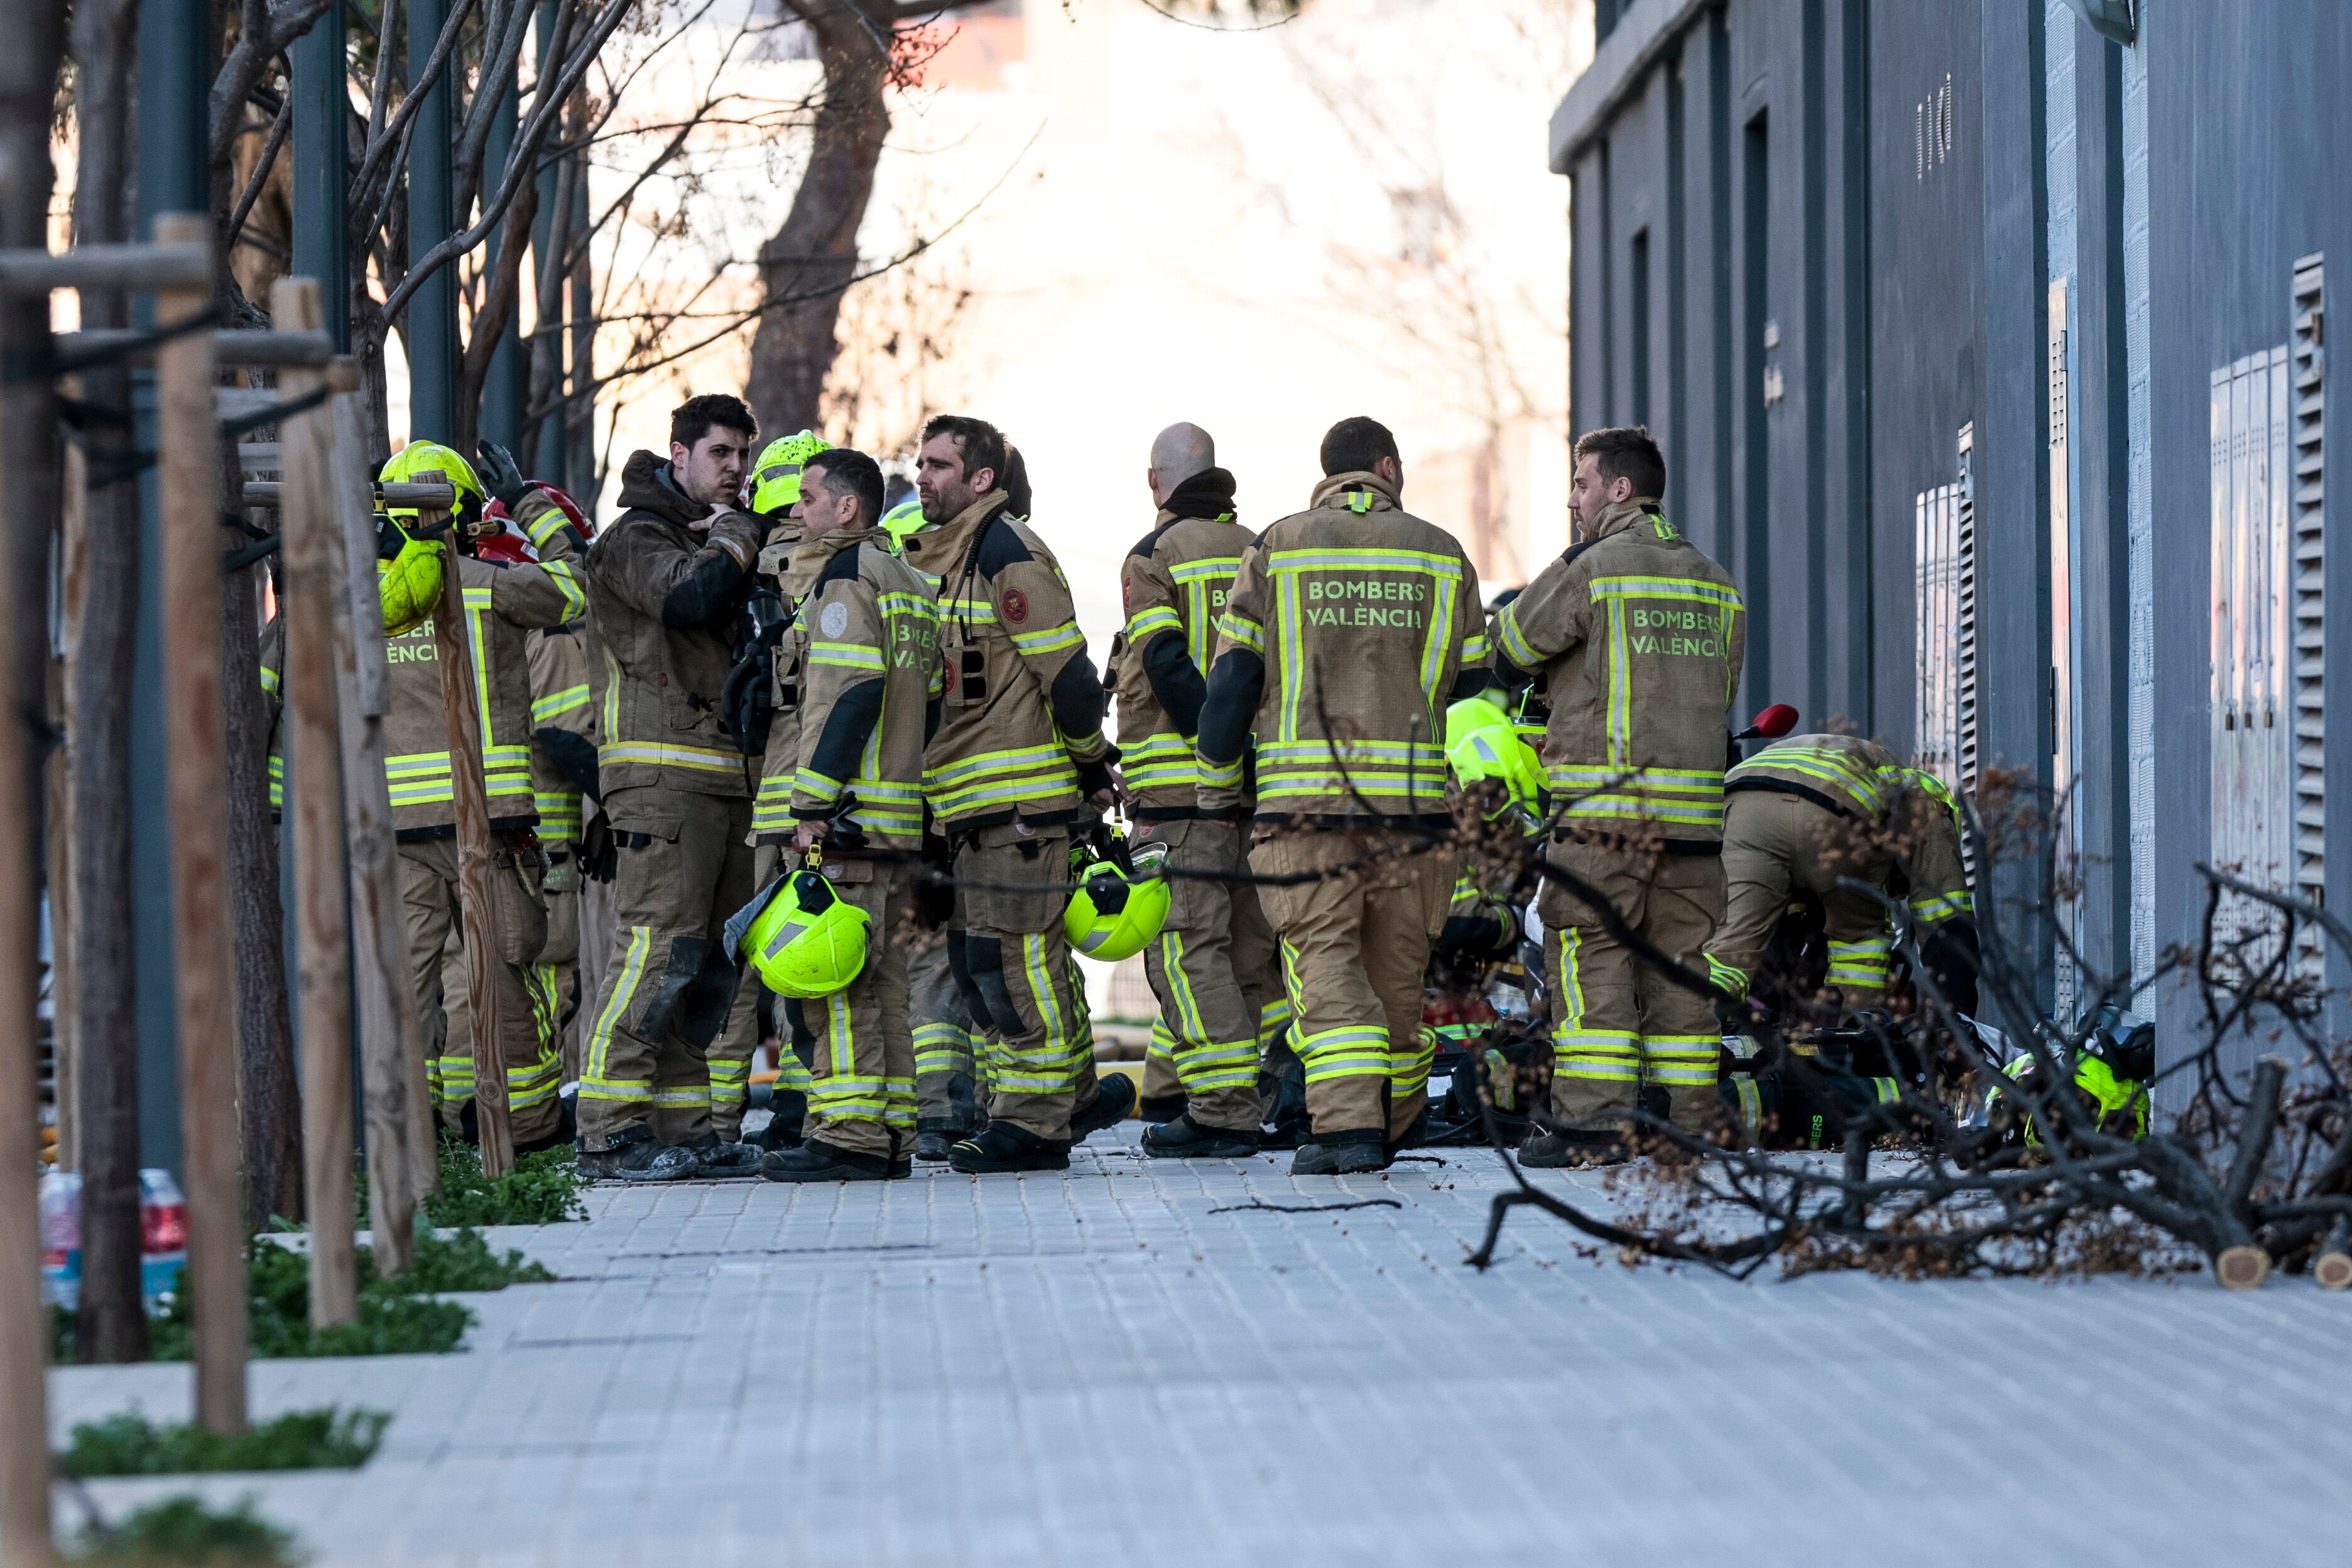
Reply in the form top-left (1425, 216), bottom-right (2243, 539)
top-left (749, 430), bottom-right (832, 514)
top-left (375, 523), bottom-right (448, 637)
top-left (1446, 695), bottom-right (1545, 818)
top-left (879, 494), bottom-right (927, 552)
top-left (736, 863), bottom-right (869, 998)
top-left (379, 441), bottom-right (486, 528)
top-left (1064, 838), bottom-right (1172, 962)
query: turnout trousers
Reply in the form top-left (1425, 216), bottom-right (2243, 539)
top-left (1138, 817), bottom-right (1278, 1133)
top-left (401, 835), bottom-right (562, 1146)
top-left (1249, 827), bottom-right (1455, 1141)
top-left (781, 857), bottom-right (917, 1160)
top-left (1538, 834), bottom-right (1726, 1132)
top-left (950, 824), bottom-right (1101, 1144)
top-left (910, 930), bottom-right (984, 1133)
top-left (578, 787), bottom-right (756, 1152)
top-left (1708, 790), bottom-right (1896, 1013)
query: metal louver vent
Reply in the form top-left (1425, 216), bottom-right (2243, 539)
top-left (2290, 256), bottom-right (2325, 928)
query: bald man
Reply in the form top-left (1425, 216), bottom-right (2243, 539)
top-left (1115, 425), bottom-right (1283, 1156)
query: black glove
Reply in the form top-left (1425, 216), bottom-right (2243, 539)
top-left (476, 440), bottom-right (530, 511)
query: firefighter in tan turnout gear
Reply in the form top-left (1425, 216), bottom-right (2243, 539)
top-left (265, 440), bottom-right (585, 1150)
top-left (1113, 423), bottom-right (1279, 1158)
top-left (900, 415), bottom-right (1136, 1173)
top-left (1488, 425), bottom-right (1745, 1165)
top-left (1706, 732), bottom-right (1979, 1020)
top-left (1195, 417), bottom-right (1488, 1176)
top-left (751, 447), bottom-right (942, 1180)
top-left (575, 395), bottom-right (768, 1182)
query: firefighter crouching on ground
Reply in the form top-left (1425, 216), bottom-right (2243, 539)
top-left (900, 415), bottom-right (1136, 1173)
top-left (1488, 425), bottom-right (1745, 1165)
top-left (1195, 416), bottom-right (1488, 1176)
top-left (575, 395), bottom-right (768, 1182)
top-left (1705, 733), bottom-right (1979, 1020)
top-left (1114, 422), bottom-right (1279, 1158)
top-left (750, 447), bottom-right (942, 1180)
top-left (265, 440), bottom-right (586, 1150)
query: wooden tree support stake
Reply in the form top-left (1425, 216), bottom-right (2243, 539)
top-left (329, 391), bottom-right (427, 1270)
top-left (422, 487), bottom-right (516, 1177)
top-left (274, 277), bottom-right (358, 1329)
top-left (157, 215), bottom-right (249, 1434)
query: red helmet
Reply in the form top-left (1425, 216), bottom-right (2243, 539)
top-left (477, 499), bottom-right (538, 565)
top-left (479, 483), bottom-right (594, 566)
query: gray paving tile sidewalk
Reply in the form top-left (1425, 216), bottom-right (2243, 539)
top-left (47, 1127), bottom-right (2352, 1567)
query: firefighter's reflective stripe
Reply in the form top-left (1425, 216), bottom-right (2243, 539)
top-left (1726, 744), bottom-right (1895, 816)
top-left (581, 926), bottom-right (655, 1103)
top-left (807, 641), bottom-right (884, 672)
top-left (1910, 889), bottom-right (1973, 923)
top-left (1548, 763), bottom-right (1726, 833)
top-left (707, 1055), bottom-right (749, 1118)
top-left (534, 791), bottom-right (582, 840)
top-left (1123, 732), bottom-right (1197, 792)
top-left (1153, 928), bottom-right (1257, 1094)
top-left (532, 684), bottom-right (591, 724)
top-left (1167, 554), bottom-right (1241, 668)
top-left (1643, 1035), bottom-right (1719, 1087)
top-left (1215, 611), bottom-right (1265, 655)
top-left (598, 740), bottom-right (742, 774)
top-left (1008, 620), bottom-right (1084, 658)
top-left (1254, 738), bottom-right (1447, 810)
top-left (384, 746), bottom-right (535, 808)
top-left (1389, 1028), bottom-right (1437, 1100)
top-left (989, 932), bottom-right (1089, 1094)
top-left (922, 743), bottom-right (1079, 819)
top-left (914, 1021), bottom-right (975, 1079)
top-left (1826, 937), bottom-right (1893, 989)
top-left (1125, 605), bottom-right (1184, 641)
top-left (1553, 925), bottom-right (1642, 1084)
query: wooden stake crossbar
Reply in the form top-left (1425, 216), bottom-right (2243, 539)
top-left (418, 482), bottom-right (516, 1178)
top-left (241, 480), bottom-right (457, 509)
top-left (0, 241), bottom-right (212, 291)
top-left (273, 278), bottom-right (358, 1330)
top-left (54, 328), bottom-right (337, 368)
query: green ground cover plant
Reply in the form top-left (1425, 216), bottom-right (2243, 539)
top-left (62, 1407), bottom-right (389, 1478)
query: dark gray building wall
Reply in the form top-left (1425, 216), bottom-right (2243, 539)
top-left (2142, 0), bottom-right (2352, 1050)
top-left (1554, 0), bottom-right (2348, 1067)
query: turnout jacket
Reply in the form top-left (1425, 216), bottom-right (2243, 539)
top-left (1728, 733), bottom-right (1973, 925)
top-left (753, 525), bottom-right (942, 848)
top-left (261, 488), bottom-right (587, 837)
top-left (1489, 498), bottom-right (1744, 846)
top-left (1113, 470), bottom-right (1255, 819)
top-left (585, 450), bottom-right (766, 798)
top-left (527, 620), bottom-right (602, 843)
top-left (900, 491), bottom-right (1113, 832)
top-left (1195, 470), bottom-right (1488, 825)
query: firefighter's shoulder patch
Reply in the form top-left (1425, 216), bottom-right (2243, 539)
top-left (1003, 587), bottom-right (1030, 624)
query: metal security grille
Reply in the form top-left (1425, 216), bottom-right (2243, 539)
top-left (1914, 423), bottom-right (1978, 802)
top-left (2209, 335), bottom-right (2313, 980)
top-left (2290, 256), bottom-right (2326, 935)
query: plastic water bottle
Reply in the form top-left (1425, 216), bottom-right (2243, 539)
top-left (139, 1169), bottom-right (188, 1305)
top-left (39, 1170), bottom-right (81, 1310)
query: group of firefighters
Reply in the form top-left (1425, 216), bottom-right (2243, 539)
top-left (264, 399), bottom-right (1988, 1182)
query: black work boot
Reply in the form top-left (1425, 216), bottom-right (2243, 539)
top-left (761, 1138), bottom-right (900, 1183)
top-left (1518, 1126), bottom-right (1630, 1168)
top-left (949, 1121), bottom-right (1072, 1174)
top-left (758, 1091), bottom-right (808, 1153)
top-left (915, 1128), bottom-right (959, 1163)
top-left (683, 1132), bottom-right (763, 1180)
top-left (577, 1124), bottom-right (698, 1183)
top-left (1069, 1072), bottom-right (1138, 1143)
top-left (1141, 1113), bottom-right (1262, 1159)
top-left (1290, 1129), bottom-right (1389, 1176)
top-left (1137, 1092), bottom-right (1188, 1124)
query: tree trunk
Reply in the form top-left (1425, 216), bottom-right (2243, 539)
top-left (746, 2), bottom-right (895, 438)
top-left (216, 157), bottom-right (305, 1236)
top-left (65, 0), bottom-right (150, 1365)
